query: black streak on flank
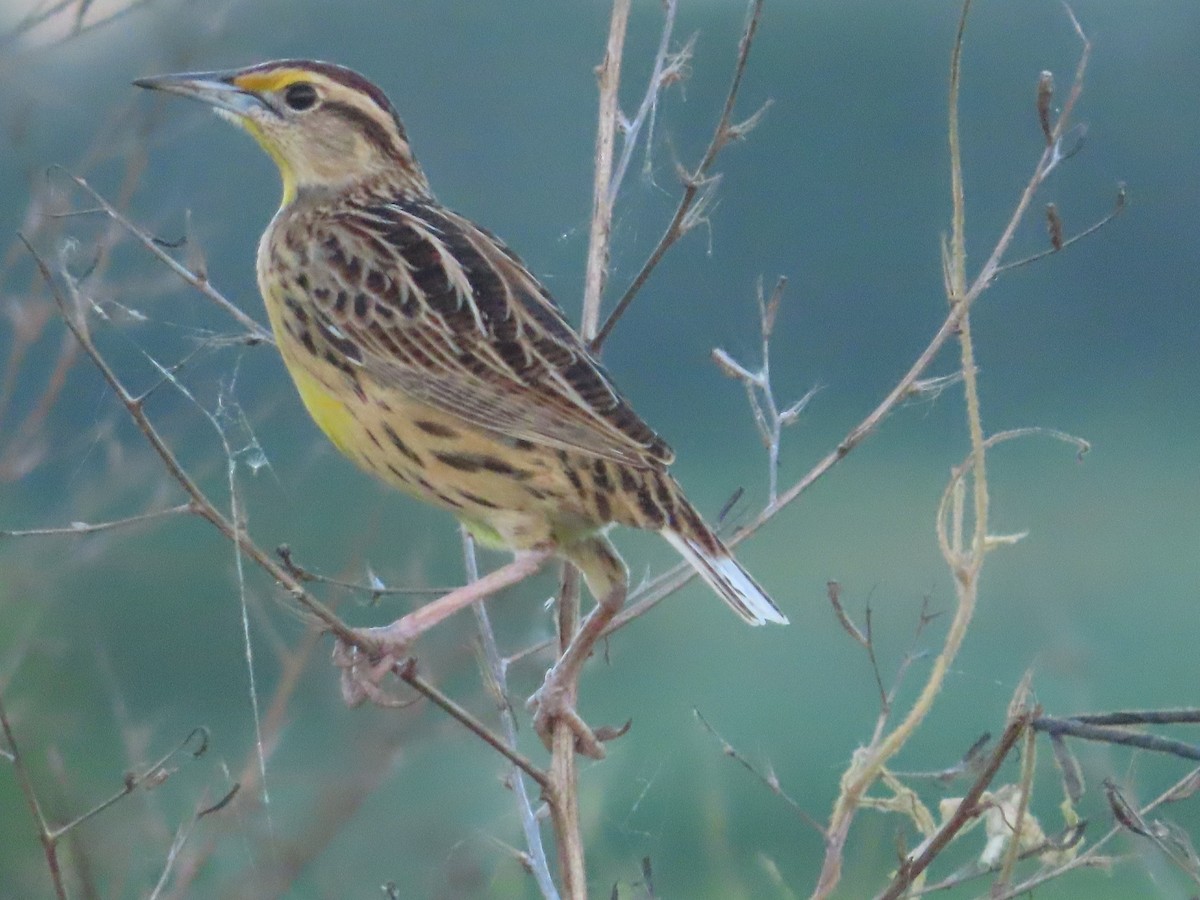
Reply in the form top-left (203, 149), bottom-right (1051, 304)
top-left (618, 467), bottom-right (638, 494)
top-left (385, 463), bottom-right (412, 484)
top-left (457, 489), bottom-right (500, 510)
top-left (434, 452), bottom-right (529, 480)
top-left (591, 459), bottom-right (612, 492)
top-left (477, 455), bottom-right (527, 478)
top-left (433, 451), bottom-right (480, 473)
top-left (413, 419), bottom-right (458, 439)
top-left (560, 450), bottom-right (583, 492)
top-left (365, 269), bottom-right (386, 294)
top-left (381, 423), bottom-right (422, 465)
top-left (593, 489), bottom-right (612, 523)
top-left (283, 295), bottom-right (309, 324)
top-left (636, 485), bottom-right (664, 528)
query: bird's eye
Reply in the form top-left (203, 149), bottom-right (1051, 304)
top-left (283, 82), bottom-right (319, 111)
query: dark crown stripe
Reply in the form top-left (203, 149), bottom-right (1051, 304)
top-left (323, 100), bottom-right (403, 160)
top-left (250, 58), bottom-right (409, 141)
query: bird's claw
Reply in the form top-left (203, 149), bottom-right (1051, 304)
top-left (332, 629), bottom-right (412, 708)
top-left (527, 669), bottom-right (611, 760)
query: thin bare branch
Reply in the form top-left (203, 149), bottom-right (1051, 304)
top-left (995, 184), bottom-right (1125, 274)
top-left (396, 661), bottom-right (548, 790)
top-left (713, 276), bottom-right (818, 502)
top-left (1033, 718), bottom-right (1200, 761)
top-left (0, 502), bottom-right (193, 538)
top-left (994, 764), bottom-right (1200, 898)
top-left (608, 0), bottom-right (683, 204)
top-left (826, 581), bottom-right (868, 649)
top-left (591, 0), bottom-right (767, 351)
top-left (464, 529), bottom-right (559, 899)
top-left (20, 233), bottom-right (355, 643)
top-left (877, 708), bottom-right (1033, 900)
top-left (695, 709), bottom-right (825, 837)
top-left (1072, 708), bottom-right (1200, 726)
top-left (580, 0), bottom-right (630, 342)
top-left (59, 172), bottom-right (272, 343)
top-left (276, 544), bottom-right (452, 599)
top-left (0, 692), bottom-right (67, 899)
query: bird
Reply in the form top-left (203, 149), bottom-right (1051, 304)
top-left (134, 59), bottom-right (787, 756)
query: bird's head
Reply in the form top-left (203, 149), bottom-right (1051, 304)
top-left (135, 59), bottom-right (429, 202)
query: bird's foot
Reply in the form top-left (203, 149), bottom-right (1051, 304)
top-left (332, 627), bottom-right (415, 708)
top-left (527, 668), bottom-right (630, 760)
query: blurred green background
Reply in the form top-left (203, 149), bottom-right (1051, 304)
top-left (1, 0), bottom-right (1197, 897)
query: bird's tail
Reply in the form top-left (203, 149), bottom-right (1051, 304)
top-left (662, 529), bottom-right (788, 626)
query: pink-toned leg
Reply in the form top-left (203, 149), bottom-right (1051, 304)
top-left (334, 548), bottom-right (552, 706)
top-left (528, 536), bottom-right (628, 759)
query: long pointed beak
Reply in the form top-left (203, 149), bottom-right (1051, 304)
top-left (133, 70), bottom-right (271, 119)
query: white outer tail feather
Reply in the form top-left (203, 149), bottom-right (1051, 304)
top-left (663, 531), bottom-right (789, 626)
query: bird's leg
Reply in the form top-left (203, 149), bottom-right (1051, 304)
top-left (528, 536), bottom-right (628, 759)
top-left (334, 547), bottom-right (553, 706)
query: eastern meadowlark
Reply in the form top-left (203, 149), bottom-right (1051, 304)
top-left (135, 59), bottom-right (787, 756)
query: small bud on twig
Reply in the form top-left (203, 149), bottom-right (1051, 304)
top-left (717, 486), bottom-right (744, 524)
top-left (761, 275), bottom-right (786, 337)
top-left (1037, 70), bottom-right (1055, 145)
top-left (1046, 203), bottom-right (1064, 251)
top-left (827, 581), bottom-right (869, 648)
top-left (711, 347), bottom-right (754, 382)
top-left (1104, 779), bottom-right (1152, 837)
top-left (1050, 732), bottom-right (1085, 805)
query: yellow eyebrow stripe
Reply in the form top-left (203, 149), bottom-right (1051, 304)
top-left (232, 68), bottom-right (312, 93)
